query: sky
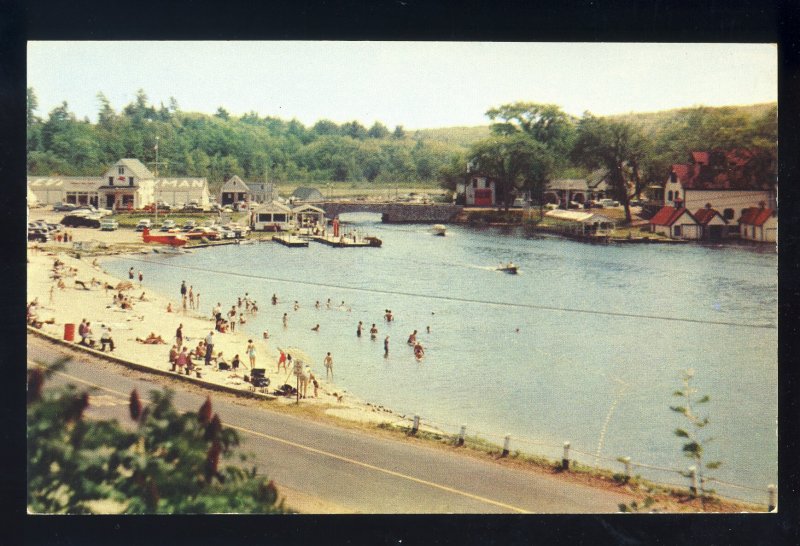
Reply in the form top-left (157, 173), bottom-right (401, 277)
top-left (28, 41), bottom-right (777, 130)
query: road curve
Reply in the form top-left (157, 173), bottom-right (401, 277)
top-left (28, 335), bottom-right (631, 514)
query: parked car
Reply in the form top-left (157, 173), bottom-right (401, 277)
top-left (545, 203), bottom-right (559, 210)
top-left (135, 219), bottom-right (152, 231)
top-left (160, 220), bottom-right (177, 231)
top-left (181, 221), bottom-right (197, 232)
top-left (100, 219), bottom-right (119, 231)
top-left (28, 228), bottom-right (50, 242)
top-left (61, 214), bottom-right (101, 228)
top-left (599, 198), bottom-right (620, 207)
top-left (53, 202), bottom-right (78, 212)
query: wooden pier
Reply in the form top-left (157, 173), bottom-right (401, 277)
top-left (273, 234), bottom-right (309, 247)
top-left (310, 234), bottom-right (382, 248)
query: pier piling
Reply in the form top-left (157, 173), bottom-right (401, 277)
top-left (562, 441), bottom-right (571, 470)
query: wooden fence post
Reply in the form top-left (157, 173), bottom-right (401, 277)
top-left (622, 456), bottom-right (631, 480)
top-left (501, 434), bottom-right (511, 457)
top-left (562, 441), bottom-right (571, 470)
top-left (456, 425), bottom-right (466, 447)
top-left (410, 415), bottom-right (420, 435)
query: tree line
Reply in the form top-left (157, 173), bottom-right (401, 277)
top-left (27, 88), bottom-right (776, 220)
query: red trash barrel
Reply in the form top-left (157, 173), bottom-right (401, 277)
top-left (64, 323), bottom-right (75, 342)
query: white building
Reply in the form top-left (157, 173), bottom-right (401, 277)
top-left (457, 175), bottom-right (496, 206)
top-left (649, 206), bottom-right (701, 239)
top-left (739, 206), bottom-right (777, 243)
top-left (250, 201), bottom-right (295, 231)
top-left (662, 150), bottom-right (776, 222)
top-left (28, 158), bottom-right (210, 210)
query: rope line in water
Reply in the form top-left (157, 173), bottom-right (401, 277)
top-left (121, 257), bottom-right (776, 330)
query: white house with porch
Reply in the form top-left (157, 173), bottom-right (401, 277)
top-left (250, 201), bottom-right (295, 231)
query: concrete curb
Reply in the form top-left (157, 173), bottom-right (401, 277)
top-left (27, 326), bottom-right (277, 401)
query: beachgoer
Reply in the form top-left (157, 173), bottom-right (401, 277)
top-left (282, 313), bottom-right (288, 327)
top-left (370, 323), bottom-right (378, 339)
top-left (407, 330), bottom-right (417, 345)
top-left (357, 321), bottom-right (363, 338)
top-left (138, 271), bottom-right (143, 283)
top-left (180, 281), bottom-right (187, 299)
top-left (384, 336), bottom-right (389, 357)
top-left (272, 294), bottom-right (278, 305)
top-left (251, 302), bottom-right (258, 314)
top-left (231, 354), bottom-right (241, 370)
top-left (298, 364), bottom-right (310, 399)
top-left (99, 325), bottom-right (115, 352)
top-left (166, 302), bottom-right (173, 313)
top-left (311, 324), bottom-right (320, 332)
top-left (239, 314), bottom-right (246, 326)
top-left (196, 292), bottom-right (200, 310)
top-left (294, 301), bottom-right (299, 311)
top-left (263, 330), bottom-right (269, 340)
top-left (216, 351), bottom-right (229, 370)
top-left (176, 323), bottom-right (183, 348)
top-left (188, 286), bottom-right (195, 309)
top-left (176, 347), bottom-right (188, 373)
top-left (129, 267), bottom-right (134, 280)
top-left (228, 306), bottom-right (237, 332)
top-left (414, 342), bottom-right (425, 360)
top-left (246, 339), bottom-right (256, 369)
top-left (212, 302), bottom-right (221, 321)
top-left (426, 325), bottom-right (431, 334)
top-left (204, 331), bottom-right (215, 366)
top-left (310, 372), bottom-right (319, 397)
top-left (315, 300), bottom-right (320, 309)
top-left (169, 345), bottom-right (179, 371)
top-left (78, 319), bottom-right (88, 344)
top-left (277, 349), bottom-right (287, 372)
top-left (326, 298), bottom-right (331, 309)
top-left (324, 352), bottom-right (333, 381)
top-left (237, 297), bottom-right (242, 309)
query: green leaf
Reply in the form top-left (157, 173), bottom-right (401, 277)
top-left (697, 395), bottom-right (710, 403)
top-left (706, 461), bottom-right (722, 470)
top-left (670, 406), bottom-right (687, 415)
top-left (672, 390), bottom-right (685, 397)
top-left (674, 428), bottom-right (690, 438)
top-left (682, 442), bottom-right (701, 455)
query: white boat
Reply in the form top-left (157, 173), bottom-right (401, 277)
top-left (432, 224), bottom-right (447, 236)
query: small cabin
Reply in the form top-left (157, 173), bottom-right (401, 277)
top-left (251, 201), bottom-right (295, 231)
top-left (649, 206), bottom-right (701, 239)
top-left (292, 204), bottom-right (326, 230)
top-left (693, 206), bottom-right (728, 241)
top-left (739, 206), bottom-right (777, 243)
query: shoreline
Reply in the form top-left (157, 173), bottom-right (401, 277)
top-left (26, 244), bottom-right (418, 429)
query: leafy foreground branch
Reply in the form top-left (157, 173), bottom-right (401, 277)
top-left (27, 362), bottom-right (287, 514)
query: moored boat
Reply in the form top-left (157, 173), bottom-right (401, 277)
top-left (142, 227), bottom-right (188, 247)
top-left (432, 224), bottom-right (447, 236)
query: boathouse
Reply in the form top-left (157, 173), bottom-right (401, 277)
top-left (649, 206), bottom-right (701, 239)
top-left (738, 205), bottom-right (777, 243)
top-left (693, 205), bottom-right (728, 241)
top-left (292, 204), bottom-right (325, 229)
top-left (251, 201), bottom-right (295, 231)
top-left (544, 209), bottom-right (616, 238)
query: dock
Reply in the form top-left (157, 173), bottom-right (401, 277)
top-left (310, 234), bottom-right (382, 248)
top-left (273, 234), bottom-right (309, 247)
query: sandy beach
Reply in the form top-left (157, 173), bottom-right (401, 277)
top-left (26, 237), bottom-right (407, 427)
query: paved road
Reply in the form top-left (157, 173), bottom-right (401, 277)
top-left (28, 335), bottom-right (632, 513)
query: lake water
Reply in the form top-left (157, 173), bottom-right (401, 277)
top-left (105, 214), bottom-right (777, 503)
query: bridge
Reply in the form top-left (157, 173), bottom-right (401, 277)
top-left (304, 201), bottom-right (463, 223)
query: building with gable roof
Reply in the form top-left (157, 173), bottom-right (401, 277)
top-left (220, 175), bottom-right (250, 205)
top-left (739, 206), bottom-right (777, 243)
top-left (649, 206), bottom-right (701, 239)
top-left (28, 158), bottom-right (210, 210)
top-left (692, 205), bottom-right (728, 241)
top-left (659, 149), bottom-right (776, 223)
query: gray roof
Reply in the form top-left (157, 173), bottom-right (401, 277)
top-left (221, 175), bottom-right (250, 192)
top-left (113, 158), bottom-right (154, 179)
top-left (292, 187), bottom-right (323, 200)
top-left (548, 179), bottom-right (588, 191)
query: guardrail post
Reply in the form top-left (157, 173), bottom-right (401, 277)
top-left (501, 434), bottom-right (511, 457)
top-left (768, 484), bottom-right (776, 512)
top-left (688, 466), bottom-right (698, 496)
top-left (456, 424), bottom-right (466, 447)
top-left (622, 456), bottom-right (631, 479)
top-left (562, 441), bottom-right (571, 470)
top-left (410, 415), bottom-right (420, 435)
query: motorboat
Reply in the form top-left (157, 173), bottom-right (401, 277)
top-left (142, 227), bottom-right (188, 247)
top-left (432, 224), bottom-right (447, 236)
top-left (497, 262), bottom-right (519, 274)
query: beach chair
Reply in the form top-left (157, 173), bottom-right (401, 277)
top-left (250, 368), bottom-right (270, 393)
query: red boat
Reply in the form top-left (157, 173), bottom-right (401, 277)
top-left (142, 227), bottom-right (188, 247)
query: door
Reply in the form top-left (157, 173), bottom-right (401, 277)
top-left (106, 195), bottom-right (115, 208)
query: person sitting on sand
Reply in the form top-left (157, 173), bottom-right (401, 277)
top-left (120, 298), bottom-right (133, 310)
top-left (166, 302), bottom-right (173, 313)
top-left (239, 314), bottom-right (247, 326)
top-left (57, 278), bottom-right (66, 290)
top-left (231, 354), bottom-right (241, 371)
top-left (216, 351), bottom-right (229, 370)
top-left (192, 341), bottom-right (205, 359)
top-left (137, 332), bottom-right (166, 345)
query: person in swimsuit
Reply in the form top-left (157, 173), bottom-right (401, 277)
top-left (407, 330), bottom-right (417, 345)
top-left (370, 323), bottom-right (378, 340)
top-left (246, 339), bottom-right (256, 369)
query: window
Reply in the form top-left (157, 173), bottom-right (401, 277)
top-left (118, 167), bottom-right (124, 175)
top-left (273, 214), bottom-right (287, 222)
top-left (667, 190), bottom-right (673, 201)
top-left (674, 225), bottom-right (682, 237)
top-left (472, 179), bottom-right (478, 189)
top-left (257, 213), bottom-right (272, 223)
top-left (723, 208), bottom-right (735, 220)
top-left (129, 177), bottom-right (134, 186)
top-left (674, 191), bottom-right (680, 199)
top-left (108, 176), bottom-right (113, 184)
top-left (484, 179), bottom-right (490, 189)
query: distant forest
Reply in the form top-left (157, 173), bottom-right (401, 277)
top-left (26, 88), bottom-right (776, 192)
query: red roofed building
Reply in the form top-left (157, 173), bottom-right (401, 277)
top-left (649, 206), bottom-right (701, 239)
top-left (739, 206), bottom-right (777, 243)
top-left (660, 149), bottom-right (776, 224)
top-left (693, 205), bottom-right (728, 241)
